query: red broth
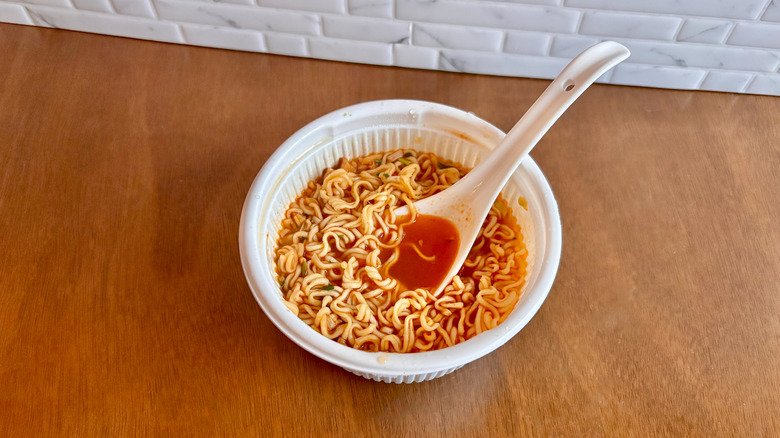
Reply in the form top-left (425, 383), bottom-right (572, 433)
top-left (386, 214), bottom-right (459, 290)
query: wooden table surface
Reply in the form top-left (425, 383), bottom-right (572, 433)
top-left (1, 24), bottom-right (779, 436)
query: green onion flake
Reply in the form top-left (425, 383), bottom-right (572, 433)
top-left (398, 158), bottom-right (411, 166)
top-left (374, 159), bottom-right (382, 165)
top-left (322, 285), bottom-right (335, 291)
top-left (300, 260), bottom-right (307, 275)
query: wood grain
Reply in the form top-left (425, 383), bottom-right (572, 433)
top-left (1, 24), bottom-right (779, 436)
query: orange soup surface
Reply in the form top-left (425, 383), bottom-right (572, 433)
top-left (385, 214), bottom-right (459, 290)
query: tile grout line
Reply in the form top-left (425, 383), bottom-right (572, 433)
top-left (694, 70), bottom-right (709, 89)
top-left (146, 0), bottom-right (159, 20)
top-left (258, 30), bottom-right (268, 52)
top-left (543, 34), bottom-right (553, 56)
top-left (21, 5), bottom-right (52, 28)
top-left (545, 7), bottom-right (580, 57)
top-left (173, 23), bottom-right (185, 44)
top-left (713, 22), bottom-right (736, 44)
top-left (670, 17), bottom-right (685, 41)
top-left (309, 11), bottom-right (321, 37)
top-left (18, 4), bottom-right (33, 24)
top-left (573, 7), bottom-right (585, 35)
top-left (740, 72), bottom-right (758, 92)
top-left (720, 19), bottom-right (739, 45)
top-left (756, 0), bottom-right (774, 20)
top-left (303, 33), bottom-right (312, 57)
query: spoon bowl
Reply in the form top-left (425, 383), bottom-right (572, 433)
top-left (397, 41), bottom-right (630, 296)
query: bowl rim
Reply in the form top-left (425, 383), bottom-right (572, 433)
top-left (238, 99), bottom-right (562, 376)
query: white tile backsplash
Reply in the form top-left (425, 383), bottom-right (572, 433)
top-left (265, 31), bottom-right (309, 57)
top-left (503, 31), bottom-right (551, 56)
top-left (256, 0), bottom-right (346, 15)
top-left (309, 37), bottom-right (393, 65)
top-left (24, 0), bottom-right (69, 6)
top-left (763, 1), bottom-right (780, 22)
top-left (217, 0), bottom-right (256, 5)
top-left (1, 0), bottom-right (779, 96)
top-left (0, 2), bottom-right (32, 23)
top-left (616, 39), bottom-right (780, 72)
top-left (549, 35), bottom-right (599, 58)
top-left (412, 23), bottom-right (503, 52)
top-left (113, 0), bottom-right (155, 19)
top-left (495, 0), bottom-right (561, 5)
top-left (727, 22), bottom-right (780, 49)
top-left (564, 0), bottom-right (767, 20)
top-left (439, 49), bottom-right (569, 78)
top-left (393, 43), bottom-right (438, 69)
top-left (746, 73), bottom-right (780, 94)
top-left (396, 0), bottom-right (580, 33)
top-left (323, 14), bottom-right (408, 43)
top-left (155, 0), bottom-right (322, 35)
top-left (182, 23), bottom-right (266, 52)
top-left (27, 4), bottom-right (183, 43)
top-left (676, 18), bottom-right (733, 44)
top-left (700, 70), bottom-right (754, 92)
top-left (347, 0), bottom-right (393, 18)
top-left (579, 11), bottom-right (682, 41)
top-left (72, 0), bottom-right (113, 14)
top-left (611, 64), bottom-right (707, 89)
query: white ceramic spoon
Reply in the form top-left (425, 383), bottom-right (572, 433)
top-left (398, 41), bottom-right (630, 296)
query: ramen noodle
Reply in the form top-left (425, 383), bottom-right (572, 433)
top-left (274, 149), bottom-right (528, 352)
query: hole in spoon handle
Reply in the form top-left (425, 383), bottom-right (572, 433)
top-left (563, 79), bottom-right (575, 92)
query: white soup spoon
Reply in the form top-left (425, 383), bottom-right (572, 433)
top-left (394, 41), bottom-right (630, 296)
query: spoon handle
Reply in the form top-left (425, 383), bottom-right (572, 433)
top-left (457, 41), bottom-right (630, 201)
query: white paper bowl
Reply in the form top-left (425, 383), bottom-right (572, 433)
top-left (239, 100), bottom-right (561, 383)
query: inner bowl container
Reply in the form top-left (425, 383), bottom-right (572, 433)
top-left (239, 99), bottom-right (561, 383)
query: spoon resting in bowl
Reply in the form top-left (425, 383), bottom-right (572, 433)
top-left (393, 41), bottom-right (630, 296)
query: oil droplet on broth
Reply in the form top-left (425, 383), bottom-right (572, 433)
top-left (517, 196), bottom-right (528, 210)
